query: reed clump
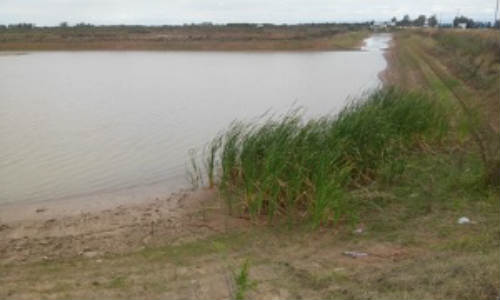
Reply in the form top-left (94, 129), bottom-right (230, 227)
top-left (201, 88), bottom-right (449, 226)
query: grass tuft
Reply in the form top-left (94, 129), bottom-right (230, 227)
top-left (234, 259), bottom-right (255, 300)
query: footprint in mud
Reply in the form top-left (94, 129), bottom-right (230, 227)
top-left (43, 219), bottom-right (56, 228)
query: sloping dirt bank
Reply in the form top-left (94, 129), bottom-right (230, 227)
top-left (0, 186), bottom-right (497, 299)
top-left (0, 189), bottom-right (248, 265)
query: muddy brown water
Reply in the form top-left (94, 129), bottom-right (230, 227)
top-left (0, 34), bottom-right (391, 206)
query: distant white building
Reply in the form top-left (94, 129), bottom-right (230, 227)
top-left (371, 21), bottom-right (388, 30)
top-left (457, 23), bottom-right (467, 29)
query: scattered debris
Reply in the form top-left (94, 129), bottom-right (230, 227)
top-left (457, 217), bottom-right (470, 224)
top-left (353, 227), bottom-right (364, 234)
top-left (0, 224), bottom-right (10, 231)
top-left (342, 251), bottom-right (368, 258)
top-left (35, 208), bottom-right (47, 213)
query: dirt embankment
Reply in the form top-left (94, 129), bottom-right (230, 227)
top-left (0, 26), bottom-right (369, 51)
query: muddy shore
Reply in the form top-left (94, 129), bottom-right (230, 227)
top-left (0, 188), bottom-right (249, 265)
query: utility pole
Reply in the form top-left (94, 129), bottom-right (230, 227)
top-left (454, 9), bottom-right (460, 27)
top-left (495, 0), bottom-right (499, 25)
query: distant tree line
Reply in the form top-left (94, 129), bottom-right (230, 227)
top-left (391, 14), bottom-right (498, 29)
top-left (389, 15), bottom-right (438, 27)
top-left (0, 21), bottom-right (371, 32)
top-left (0, 21), bottom-right (95, 30)
top-left (451, 16), bottom-right (495, 28)
top-left (0, 23), bottom-right (36, 29)
top-left (0, 18), bottom-right (498, 31)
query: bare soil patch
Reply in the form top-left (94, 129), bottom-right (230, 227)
top-left (0, 189), bottom-right (249, 265)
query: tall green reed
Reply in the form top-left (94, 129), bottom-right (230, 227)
top-left (195, 88), bottom-right (449, 226)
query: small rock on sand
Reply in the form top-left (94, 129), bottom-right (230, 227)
top-left (82, 251), bottom-right (99, 258)
top-left (39, 239), bottom-right (50, 245)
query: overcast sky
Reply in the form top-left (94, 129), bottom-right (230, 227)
top-left (0, 0), bottom-right (496, 26)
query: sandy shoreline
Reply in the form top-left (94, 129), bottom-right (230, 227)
top-left (0, 178), bottom-right (188, 223)
top-left (0, 167), bottom-right (245, 266)
top-left (0, 188), bottom-right (248, 265)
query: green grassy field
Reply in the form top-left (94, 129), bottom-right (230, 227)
top-left (385, 29), bottom-right (499, 184)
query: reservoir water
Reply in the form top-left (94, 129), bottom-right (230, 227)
top-left (0, 34), bottom-right (390, 205)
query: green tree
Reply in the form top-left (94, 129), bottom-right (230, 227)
top-left (399, 15), bottom-right (411, 26)
top-left (413, 15), bottom-right (427, 27)
top-left (8, 23), bottom-right (34, 29)
top-left (428, 15), bottom-right (438, 27)
top-left (453, 16), bottom-right (474, 28)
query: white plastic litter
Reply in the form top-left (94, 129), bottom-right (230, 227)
top-left (457, 217), bottom-right (470, 224)
top-left (353, 228), bottom-right (364, 234)
top-left (342, 251), bottom-right (368, 258)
